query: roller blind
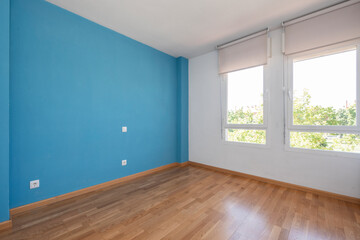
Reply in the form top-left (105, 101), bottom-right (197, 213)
top-left (283, 2), bottom-right (360, 55)
top-left (218, 31), bottom-right (267, 74)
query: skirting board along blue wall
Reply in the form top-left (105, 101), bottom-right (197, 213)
top-left (0, 0), bottom-right (10, 222)
top-left (9, 0), bottom-right (188, 209)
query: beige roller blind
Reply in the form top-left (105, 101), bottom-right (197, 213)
top-left (218, 31), bottom-right (267, 74)
top-left (283, 2), bottom-right (360, 55)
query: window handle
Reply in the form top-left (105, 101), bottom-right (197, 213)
top-left (265, 89), bottom-right (270, 101)
top-left (287, 90), bottom-right (293, 101)
top-left (221, 117), bottom-right (226, 140)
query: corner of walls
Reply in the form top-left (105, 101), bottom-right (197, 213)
top-left (0, 0), bottom-right (10, 223)
top-left (176, 57), bottom-right (189, 163)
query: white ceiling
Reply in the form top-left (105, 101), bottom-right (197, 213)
top-left (46, 0), bottom-right (343, 58)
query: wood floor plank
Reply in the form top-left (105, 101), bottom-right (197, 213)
top-left (0, 165), bottom-right (359, 240)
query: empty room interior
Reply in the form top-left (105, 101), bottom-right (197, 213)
top-left (1, 0), bottom-right (360, 239)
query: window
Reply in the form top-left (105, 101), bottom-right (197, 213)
top-left (286, 46), bottom-right (360, 154)
top-left (222, 65), bottom-right (267, 145)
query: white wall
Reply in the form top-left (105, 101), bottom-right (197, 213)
top-left (189, 29), bottom-right (360, 198)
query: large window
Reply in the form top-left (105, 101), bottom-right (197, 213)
top-left (222, 65), bottom-right (267, 145)
top-left (286, 46), bottom-right (360, 154)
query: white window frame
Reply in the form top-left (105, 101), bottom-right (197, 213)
top-left (284, 42), bottom-right (360, 157)
top-left (220, 65), bottom-right (269, 148)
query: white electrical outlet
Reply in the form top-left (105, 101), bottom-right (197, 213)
top-left (122, 160), bottom-right (127, 166)
top-left (30, 180), bottom-right (40, 189)
top-left (122, 126), bottom-right (127, 132)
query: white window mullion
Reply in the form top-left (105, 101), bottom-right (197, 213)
top-left (357, 44), bottom-right (360, 128)
top-left (288, 128), bottom-right (359, 134)
top-left (225, 124), bottom-right (266, 130)
top-left (220, 74), bottom-right (227, 140)
top-left (287, 57), bottom-right (294, 129)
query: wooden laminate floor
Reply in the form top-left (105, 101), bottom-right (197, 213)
top-left (1, 166), bottom-right (359, 240)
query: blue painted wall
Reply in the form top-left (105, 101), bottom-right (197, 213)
top-left (176, 57), bottom-right (189, 163)
top-left (0, 0), bottom-right (10, 222)
top-left (10, 0), bottom-right (186, 208)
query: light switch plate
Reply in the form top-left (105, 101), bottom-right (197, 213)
top-left (122, 160), bottom-right (127, 166)
top-left (122, 126), bottom-right (127, 132)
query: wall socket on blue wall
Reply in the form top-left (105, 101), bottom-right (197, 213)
top-left (122, 160), bottom-right (127, 166)
top-left (30, 180), bottom-right (39, 189)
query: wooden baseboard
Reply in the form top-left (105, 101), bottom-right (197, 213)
top-left (12, 160), bottom-right (356, 218)
top-left (10, 162), bottom-right (182, 216)
top-left (188, 161), bottom-right (360, 205)
top-left (178, 161), bottom-right (189, 167)
top-left (0, 220), bottom-right (12, 232)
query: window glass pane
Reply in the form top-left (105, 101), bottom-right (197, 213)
top-left (226, 129), bottom-right (266, 144)
top-left (293, 50), bottom-right (356, 126)
top-left (227, 66), bottom-right (263, 124)
top-left (290, 132), bottom-right (360, 153)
